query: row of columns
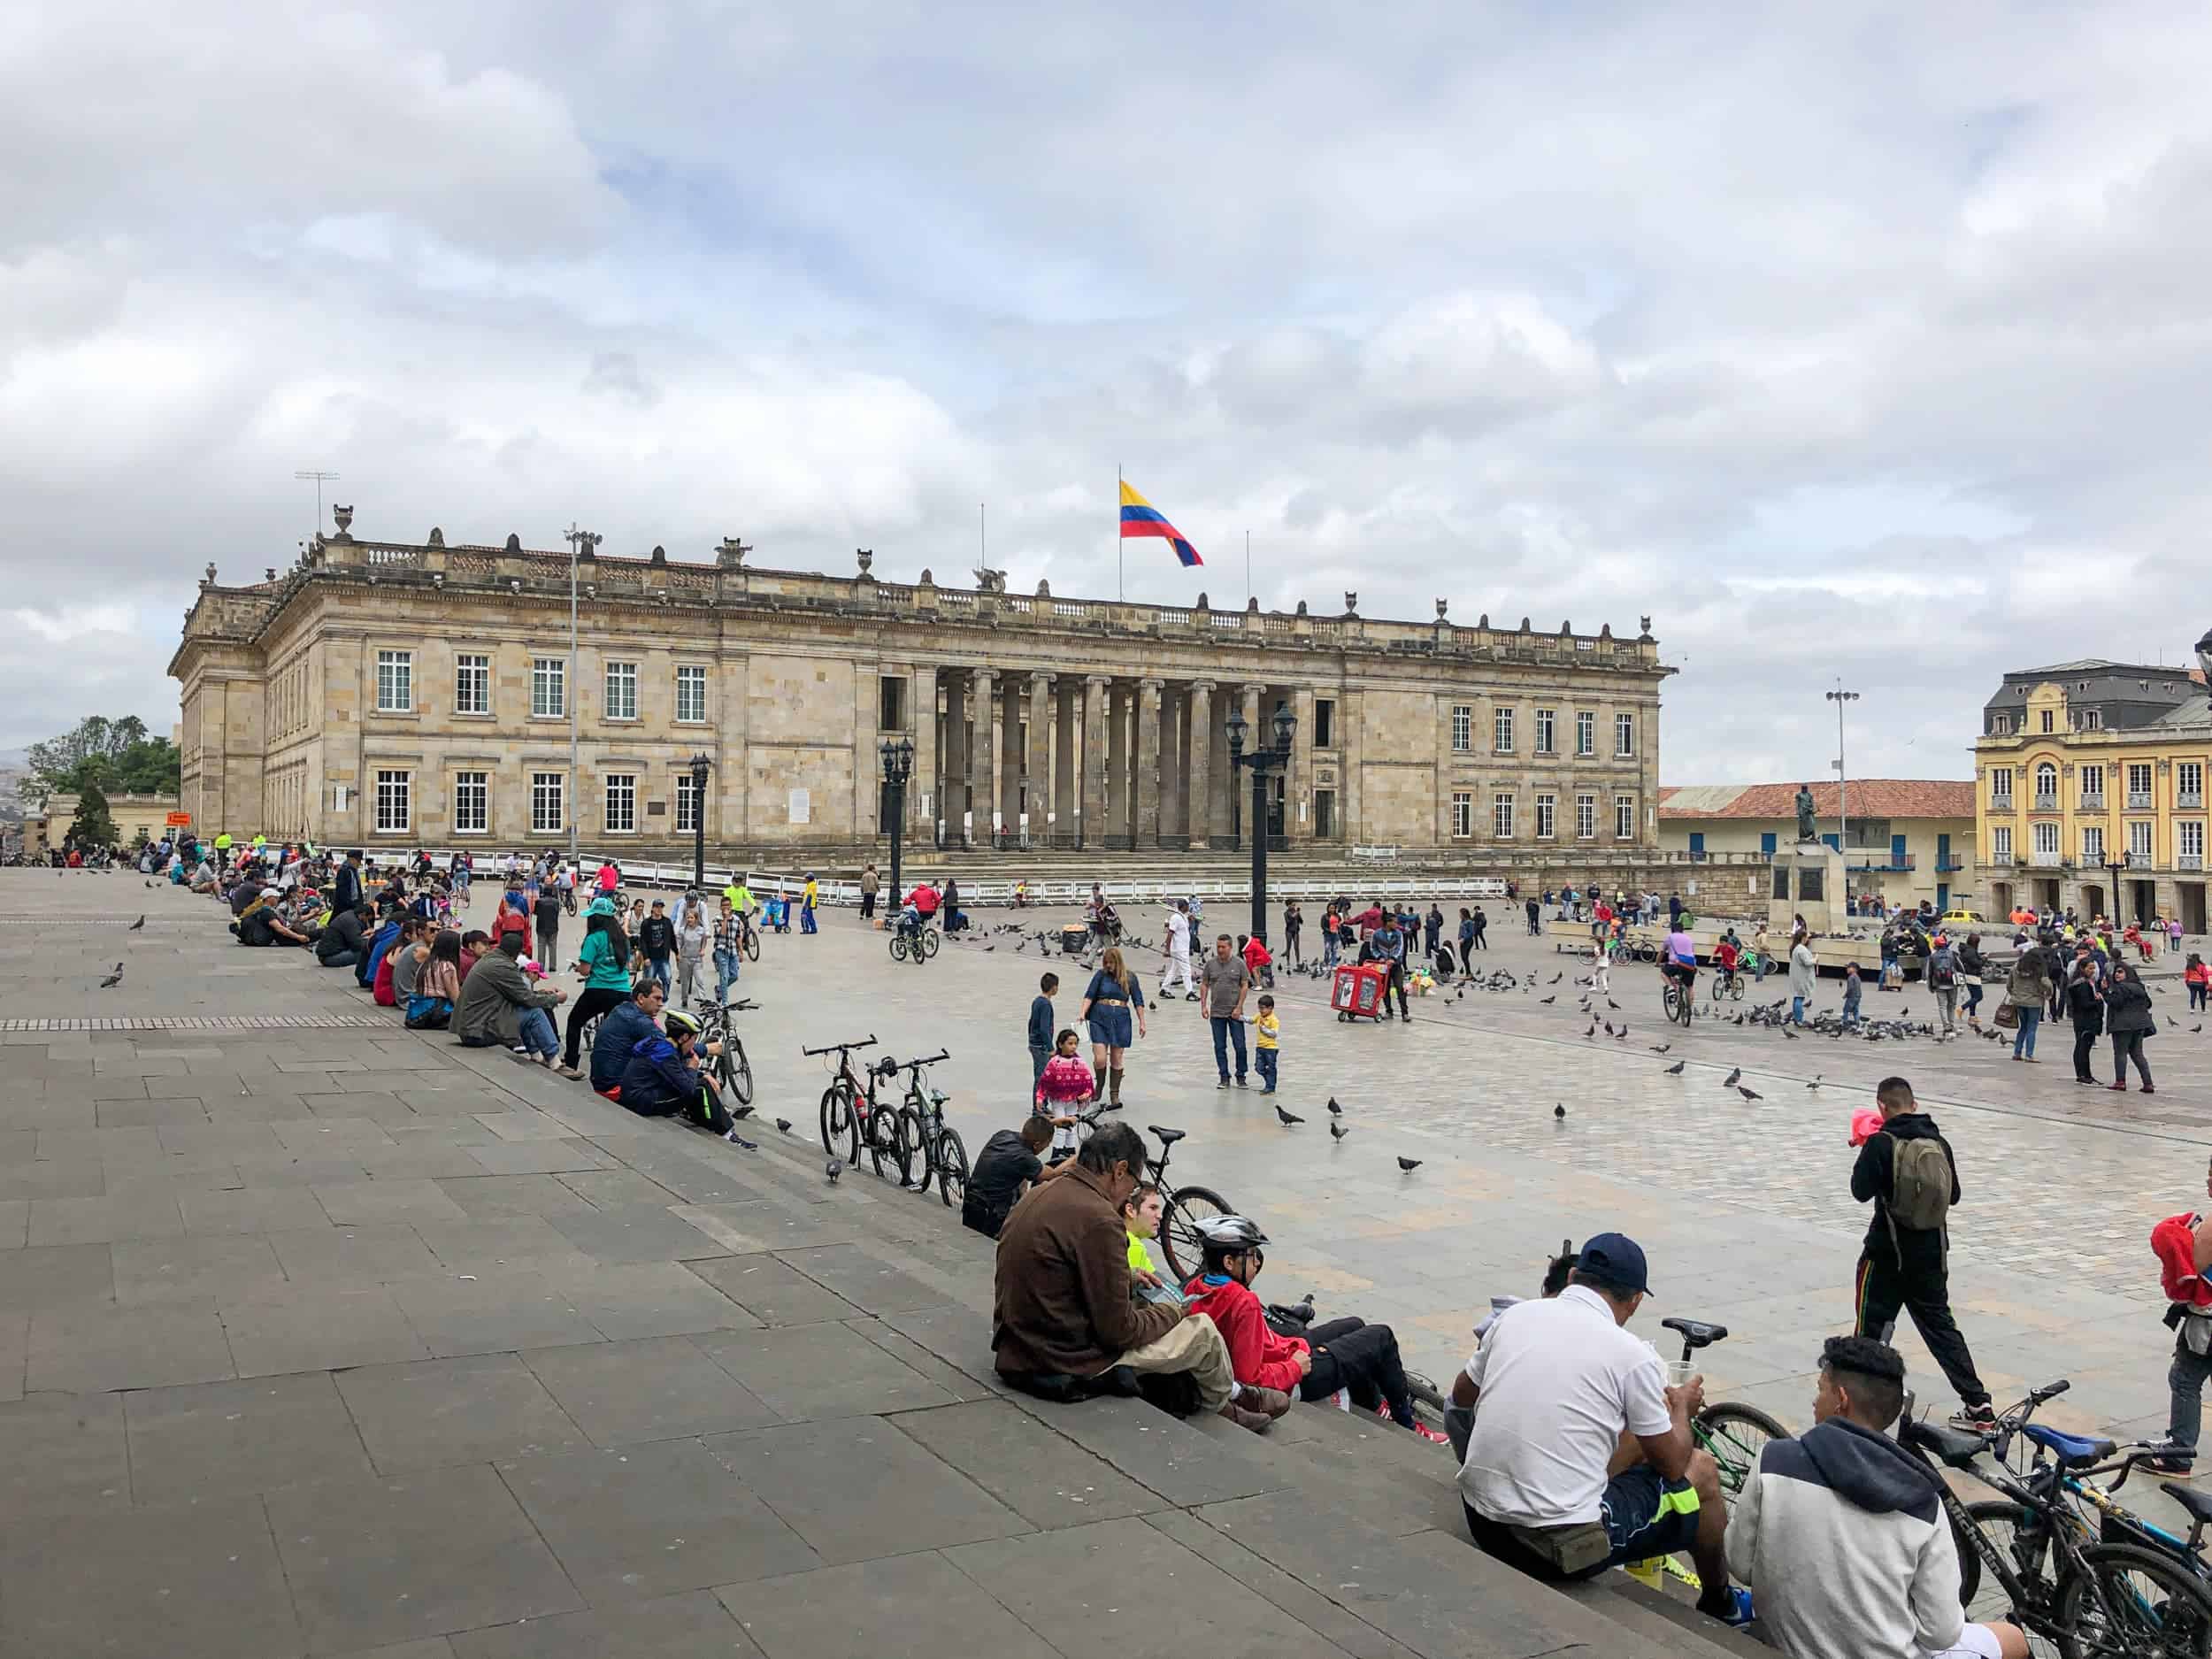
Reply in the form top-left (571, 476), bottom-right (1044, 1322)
top-left (913, 669), bottom-right (1317, 849)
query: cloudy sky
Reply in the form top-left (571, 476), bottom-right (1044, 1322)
top-left (8, 2), bottom-right (2211, 781)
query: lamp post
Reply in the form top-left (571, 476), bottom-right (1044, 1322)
top-left (563, 525), bottom-right (602, 867)
top-left (880, 735), bottom-right (915, 918)
top-left (1825, 682), bottom-right (1860, 848)
top-left (2105, 851), bottom-right (2129, 927)
top-left (687, 753), bottom-right (710, 892)
top-left (1226, 702), bottom-right (1296, 947)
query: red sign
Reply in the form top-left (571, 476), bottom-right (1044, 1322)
top-left (165, 811), bottom-right (192, 827)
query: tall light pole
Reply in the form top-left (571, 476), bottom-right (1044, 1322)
top-left (880, 736), bottom-right (915, 917)
top-left (1825, 682), bottom-right (1860, 851)
top-left (1226, 702), bottom-right (1296, 946)
top-left (563, 525), bottom-right (602, 868)
top-left (687, 753), bottom-right (711, 891)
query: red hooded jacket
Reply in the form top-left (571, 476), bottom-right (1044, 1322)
top-left (2152, 1212), bottom-right (2212, 1308)
top-left (1180, 1272), bottom-right (1308, 1393)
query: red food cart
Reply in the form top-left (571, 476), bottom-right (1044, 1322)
top-left (1331, 962), bottom-right (1390, 1022)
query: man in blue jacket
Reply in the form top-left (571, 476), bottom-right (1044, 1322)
top-left (614, 1010), bottom-right (739, 1139)
top-left (589, 979), bottom-right (666, 1095)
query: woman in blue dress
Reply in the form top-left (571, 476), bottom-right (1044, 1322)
top-left (1076, 946), bottom-right (1147, 1110)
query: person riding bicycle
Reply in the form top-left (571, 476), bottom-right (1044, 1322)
top-left (1713, 934), bottom-right (1741, 995)
top-left (1661, 923), bottom-right (1698, 998)
top-left (611, 1009), bottom-right (741, 1141)
top-left (1724, 1334), bottom-right (2028, 1659)
top-left (900, 880), bottom-right (940, 935)
top-left (1180, 1216), bottom-right (1450, 1442)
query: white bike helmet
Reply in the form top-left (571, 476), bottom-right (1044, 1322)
top-left (1194, 1215), bottom-right (1269, 1255)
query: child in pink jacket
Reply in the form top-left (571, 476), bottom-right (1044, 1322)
top-left (1033, 1027), bottom-right (1094, 1162)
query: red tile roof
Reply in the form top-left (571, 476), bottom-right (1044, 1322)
top-left (1659, 780), bottom-right (1975, 820)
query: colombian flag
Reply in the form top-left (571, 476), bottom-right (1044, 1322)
top-left (1119, 480), bottom-right (1202, 568)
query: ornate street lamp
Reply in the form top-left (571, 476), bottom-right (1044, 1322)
top-left (881, 735), bottom-right (916, 915)
top-left (1227, 703), bottom-right (1296, 946)
top-left (2105, 850), bottom-right (2131, 927)
top-left (687, 753), bottom-right (711, 891)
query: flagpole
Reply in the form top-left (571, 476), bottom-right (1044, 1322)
top-left (1117, 465), bottom-right (1124, 600)
top-left (1245, 529), bottom-right (1250, 608)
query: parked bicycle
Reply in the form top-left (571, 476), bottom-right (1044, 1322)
top-left (694, 996), bottom-right (757, 1107)
top-left (890, 1049), bottom-right (968, 1209)
top-left (1071, 1112), bottom-right (1232, 1283)
top-left (1899, 1380), bottom-right (2212, 1655)
top-left (805, 1034), bottom-right (880, 1161)
top-left (1657, 1317), bottom-right (1793, 1499)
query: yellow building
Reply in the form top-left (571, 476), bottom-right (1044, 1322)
top-left (27, 793), bottom-right (183, 855)
top-left (1972, 637), bottom-right (2210, 933)
top-left (1659, 780), bottom-right (1976, 914)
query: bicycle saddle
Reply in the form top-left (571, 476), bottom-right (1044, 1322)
top-left (2164, 1481), bottom-right (2212, 1525)
top-left (1900, 1418), bottom-right (1992, 1470)
top-left (1660, 1317), bottom-right (1728, 1349)
top-left (2022, 1424), bottom-right (2116, 1468)
top-left (1148, 1125), bottom-right (1187, 1146)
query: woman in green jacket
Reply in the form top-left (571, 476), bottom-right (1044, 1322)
top-left (562, 900), bottom-right (635, 1071)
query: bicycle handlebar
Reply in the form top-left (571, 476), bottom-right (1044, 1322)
top-left (726, 998), bottom-right (759, 1012)
top-left (801, 1034), bottom-right (879, 1056)
top-left (901, 1049), bottom-right (951, 1070)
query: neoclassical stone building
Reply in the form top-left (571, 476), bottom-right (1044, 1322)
top-left (171, 511), bottom-right (1673, 861)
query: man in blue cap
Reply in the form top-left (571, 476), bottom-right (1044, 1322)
top-left (1453, 1232), bottom-right (1751, 1627)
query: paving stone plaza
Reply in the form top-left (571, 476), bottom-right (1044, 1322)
top-left (2, 867), bottom-right (2208, 1656)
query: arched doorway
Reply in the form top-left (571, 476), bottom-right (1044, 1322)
top-left (2080, 883), bottom-right (2105, 922)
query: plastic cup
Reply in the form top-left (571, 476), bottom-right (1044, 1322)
top-left (1666, 1358), bottom-right (1695, 1391)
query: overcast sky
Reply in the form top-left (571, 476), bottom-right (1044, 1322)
top-left (8, 3), bottom-right (2212, 780)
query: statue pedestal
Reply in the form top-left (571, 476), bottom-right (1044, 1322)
top-left (1769, 841), bottom-right (1847, 935)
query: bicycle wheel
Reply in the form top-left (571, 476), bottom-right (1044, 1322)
top-left (2055, 1541), bottom-right (2212, 1658)
top-left (870, 1105), bottom-right (915, 1186)
top-left (889, 933), bottom-right (909, 962)
top-left (741, 926), bottom-right (759, 963)
top-left (819, 1083), bottom-right (856, 1160)
top-left (1160, 1183), bottom-right (1232, 1284)
top-left (1728, 976), bottom-right (1745, 1002)
top-left (1662, 983), bottom-right (1681, 1024)
top-left (1953, 1499), bottom-right (2054, 1628)
top-left (718, 1039), bottom-right (753, 1107)
top-left (1694, 1402), bottom-right (1790, 1500)
top-left (921, 927), bottom-right (941, 960)
top-left (934, 1126), bottom-right (967, 1210)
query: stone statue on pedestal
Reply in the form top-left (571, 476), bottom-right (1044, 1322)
top-left (1794, 784), bottom-right (1817, 843)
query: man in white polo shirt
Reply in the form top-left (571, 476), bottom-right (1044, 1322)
top-left (1454, 1233), bottom-right (1751, 1627)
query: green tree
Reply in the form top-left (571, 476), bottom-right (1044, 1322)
top-left (70, 780), bottom-right (117, 849)
top-left (25, 717), bottom-right (176, 803)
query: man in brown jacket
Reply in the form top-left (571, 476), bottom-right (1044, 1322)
top-left (993, 1122), bottom-right (1287, 1432)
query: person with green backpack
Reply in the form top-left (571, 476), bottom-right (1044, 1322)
top-left (1849, 1076), bottom-right (1995, 1427)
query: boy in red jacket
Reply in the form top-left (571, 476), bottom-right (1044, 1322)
top-left (1180, 1215), bottom-right (1448, 1443)
top-left (2151, 1159), bottom-right (2212, 1471)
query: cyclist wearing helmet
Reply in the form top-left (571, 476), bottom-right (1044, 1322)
top-left (611, 1007), bottom-right (741, 1141)
top-left (1181, 1216), bottom-right (1449, 1443)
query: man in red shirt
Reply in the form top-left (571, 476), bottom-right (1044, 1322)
top-left (1240, 933), bottom-right (1273, 988)
top-left (1181, 1216), bottom-right (1448, 1442)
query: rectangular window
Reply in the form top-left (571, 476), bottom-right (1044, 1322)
top-left (531, 657), bottom-right (565, 718)
top-left (1314, 699), bottom-right (1335, 749)
top-left (1535, 793), bottom-right (1556, 839)
top-left (1494, 793), bottom-right (1516, 838)
top-left (2033, 821), bottom-right (2060, 856)
top-left (1990, 767), bottom-right (2013, 804)
top-left (2180, 761), bottom-right (2205, 803)
top-left (1615, 712), bottom-right (1635, 757)
top-left (1451, 704), bottom-right (1472, 753)
top-left (2127, 763), bottom-right (2154, 807)
top-left (2128, 819), bottom-right (2153, 860)
top-left (2039, 709), bottom-right (2055, 733)
top-left (2080, 709), bottom-right (2103, 731)
top-left (373, 769), bottom-right (411, 833)
top-left (1576, 793), bottom-right (1596, 838)
top-left (675, 772), bottom-right (700, 833)
top-left (1534, 709), bottom-right (1556, 754)
top-left (2080, 826), bottom-right (2104, 864)
top-left (604, 772), bottom-right (636, 833)
top-left (1991, 715), bottom-right (2010, 735)
top-left (2180, 820), bottom-right (2205, 860)
top-left (1494, 708), bottom-right (1514, 754)
top-left (455, 653), bottom-right (490, 716)
top-left (453, 771), bottom-right (488, 833)
top-left (2078, 764), bottom-right (2103, 803)
top-left (877, 675), bottom-right (905, 731)
top-left (1450, 792), bottom-right (1472, 838)
top-left (530, 772), bottom-right (565, 833)
top-left (1992, 826), bottom-right (2012, 860)
top-left (1615, 795), bottom-right (1634, 839)
top-left (375, 650), bottom-right (412, 713)
top-left (604, 661), bottom-right (638, 721)
top-left (1576, 711), bottom-right (1595, 757)
top-left (676, 665), bottom-right (708, 725)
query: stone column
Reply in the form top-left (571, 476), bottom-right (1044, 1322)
top-left (1027, 672), bottom-right (1053, 843)
top-left (1080, 675), bottom-right (1110, 848)
top-left (1136, 679), bottom-right (1164, 846)
top-left (1056, 681), bottom-right (1079, 846)
top-left (942, 670), bottom-right (969, 845)
top-left (1002, 680), bottom-right (1023, 838)
top-left (1289, 685), bottom-right (1316, 845)
top-left (971, 668), bottom-right (996, 849)
top-left (1160, 685), bottom-right (1184, 845)
top-left (1104, 682), bottom-right (1128, 846)
top-left (1187, 680), bottom-right (1215, 851)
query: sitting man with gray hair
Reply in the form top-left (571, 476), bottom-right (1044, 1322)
top-left (992, 1121), bottom-right (1290, 1432)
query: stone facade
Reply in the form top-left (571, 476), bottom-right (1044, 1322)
top-left (169, 514), bottom-right (1674, 860)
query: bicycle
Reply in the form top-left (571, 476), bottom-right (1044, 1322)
top-left (1656, 1317), bottom-right (1793, 1499)
top-left (887, 912), bottom-right (940, 965)
top-left (890, 1049), bottom-right (967, 1209)
top-left (1071, 1115), bottom-right (1232, 1284)
top-left (803, 1034), bottom-right (880, 1163)
top-left (694, 996), bottom-right (757, 1108)
top-left (1661, 964), bottom-right (1697, 1027)
top-left (1712, 965), bottom-right (1747, 1002)
top-left (1900, 1382), bottom-right (2212, 1656)
top-left (733, 910), bottom-right (762, 963)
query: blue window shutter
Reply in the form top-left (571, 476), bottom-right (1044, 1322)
top-left (1823, 833), bottom-right (1840, 850)
top-left (1760, 832), bottom-right (1777, 856)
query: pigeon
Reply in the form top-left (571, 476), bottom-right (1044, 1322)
top-left (1603, 1020), bottom-right (1614, 1036)
top-left (1274, 1105), bottom-right (1305, 1126)
top-left (1663, 1061), bottom-right (1686, 1075)
top-left (128, 915), bottom-right (144, 931)
top-left (99, 964), bottom-right (123, 988)
top-left (826, 1158), bottom-right (843, 1184)
top-left (1540, 995), bottom-right (1556, 1005)
top-left (1584, 1024), bottom-right (1595, 1040)
top-left (1739, 1086), bottom-right (1763, 1101)
top-left (2168, 1017), bottom-right (2177, 1028)
top-left (1649, 1043), bottom-right (1671, 1053)
top-left (1783, 1027), bottom-right (1799, 1040)
top-left (1554, 1102), bottom-right (1566, 1119)
top-left (984, 945), bottom-right (995, 952)
top-left (1329, 1121), bottom-right (1349, 1141)
top-left (775, 1118), bottom-right (793, 1133)
top-left (1807, 1077), bottom-right (1822, 1091)
top-left (143, 879), bottom-right (151, 888)
top-left (1396, 1156), bottom-right (1423, 1171)
top-left (1549, 972), bottom-right (1563, 985)
top-left (1607, 998), bottom-right (1620, 1010)
top-left (2195, 1025), bottom-right (2205, 1034)
top-left (1723, 1066), bottom-right (1742, 1087)
top-left (1326, 1097), bottom-right (1342, 1116)
top-left (1616, 1024), bottom-right (1627, 1039)
top-left (727, 1132), bottom-right (758, 1148)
